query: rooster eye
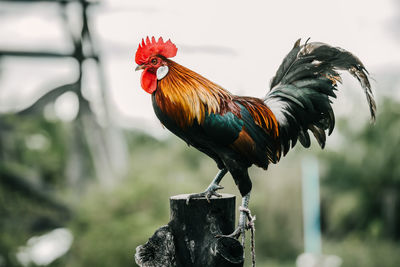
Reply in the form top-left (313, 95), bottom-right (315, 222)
top-left (151, 58), bottom-right (158, 65)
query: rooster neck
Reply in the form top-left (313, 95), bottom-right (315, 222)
top-left (154, 60), bottom-right (236, 128)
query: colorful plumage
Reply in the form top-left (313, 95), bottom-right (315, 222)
top-left (134, 36), bottom-right (376, 240)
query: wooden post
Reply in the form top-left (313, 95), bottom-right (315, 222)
top-left (135, 193), bottom-right (244, 267)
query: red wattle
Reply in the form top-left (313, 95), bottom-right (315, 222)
top-left (141, 69), bottom-right (157, 94)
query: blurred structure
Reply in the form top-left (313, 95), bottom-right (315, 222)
top-left (0, 0), bottom-right (129, 184)
top-left (297, 157), bottom-right (343, 267)
top-left (301, 156), bottom-right (322, 255)
top-left (0, 0), bottom-right (127, 265)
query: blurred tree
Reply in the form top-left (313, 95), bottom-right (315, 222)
top-left (321, 97), bottom-right (400, 240)
top-left (0, 114), bottom-right (71, 266)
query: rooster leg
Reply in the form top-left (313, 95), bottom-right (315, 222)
top-left (217, 192), bottom-right (253, 246)
top-left (186, 168), bottom-right (228, 204)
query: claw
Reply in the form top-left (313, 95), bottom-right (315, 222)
top-left (186, 183), bottom-right (224, 205)
top-left (206, 189), bottom-right (222, 203)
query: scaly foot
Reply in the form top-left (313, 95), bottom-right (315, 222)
top-left (219, 223), bottom-right (245, 240)
top-left (217, 193), bottom-right (256, 246)
top-left (186, 183), bottom-right (224, 204)
top-left (217, 204), bottom-right (255, 246)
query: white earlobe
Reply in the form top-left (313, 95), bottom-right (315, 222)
top-left (156, 66), bottom-right (169, 80)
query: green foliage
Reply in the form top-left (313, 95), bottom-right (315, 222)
top-left (320, 98), bottom-right (400, 240)
top-left (1, 114), bottom-right (68, 187)
top-left (249, 159), bottom-right (304, 261)
top-left (0, 114), bottom-right (70, 266)
top-left (324, 237), bottom-right (400, 267)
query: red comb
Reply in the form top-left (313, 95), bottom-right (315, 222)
top-left (135, 36), bottom-right (177, 65)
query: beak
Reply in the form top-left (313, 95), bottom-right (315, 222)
top-left (135, 64), bottom-right (145, 71)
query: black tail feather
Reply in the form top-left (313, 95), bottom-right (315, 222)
top-left (265, 39), bottom-right (376, 157)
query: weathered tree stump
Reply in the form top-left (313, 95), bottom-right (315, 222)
top-left (135, 193), bottom-right (244, 267)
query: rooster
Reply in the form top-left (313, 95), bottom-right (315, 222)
top-left (134, 37), bottom-right (376, 239)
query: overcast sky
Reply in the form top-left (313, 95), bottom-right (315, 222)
top-left (0, 0), bottom-right (399, 132)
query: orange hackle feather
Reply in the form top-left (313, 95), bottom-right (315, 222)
top-left (155, 60), bottom-right (235, 127)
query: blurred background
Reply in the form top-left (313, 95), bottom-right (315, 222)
top-left (0, 0), bottom-right (400, 266)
